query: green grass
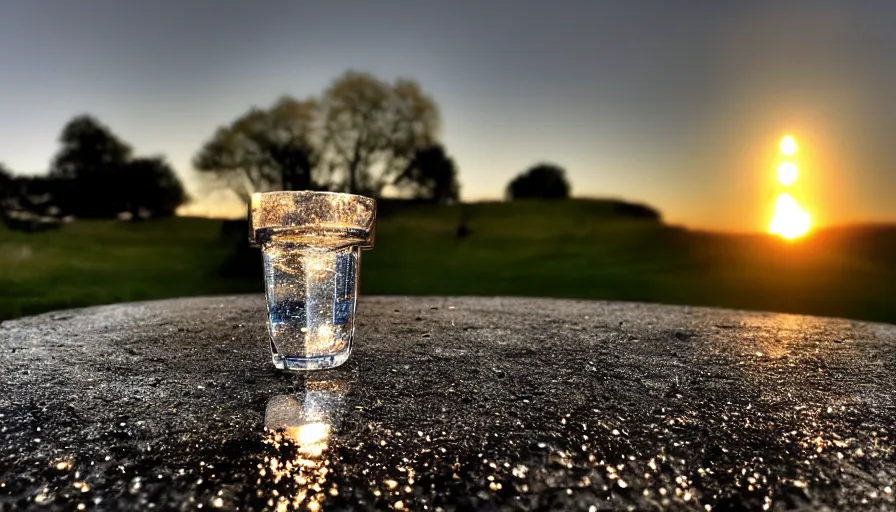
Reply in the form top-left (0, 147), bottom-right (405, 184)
top-left (0, 217), bottom-right (259, 319)
top-left (2, 199), bottom-right (895, 323)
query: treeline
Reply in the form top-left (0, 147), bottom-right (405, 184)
top-left (1, 70), bottom-right (578, 228)
top-left (193, 71), bottom-right (573, 203)
top-left (0, 117), bottom-right (185, 223)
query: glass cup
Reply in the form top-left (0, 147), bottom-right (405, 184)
top-left (249, 191), bottom-right (376, 371)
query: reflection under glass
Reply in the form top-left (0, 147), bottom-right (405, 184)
top-left (262, 377), bottom-right (349, 510)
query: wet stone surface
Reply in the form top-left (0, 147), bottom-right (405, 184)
top-left (1, 296), bottom-right (895, 511)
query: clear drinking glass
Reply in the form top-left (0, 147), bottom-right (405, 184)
top-left (249, 191), bottom-right (376, 371)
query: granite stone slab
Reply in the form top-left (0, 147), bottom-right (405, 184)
top-left (1, 296), bottom-right (895, 511)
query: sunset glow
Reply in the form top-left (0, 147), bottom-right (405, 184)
top-left (768, 135), bottom-right (811, 239)
top-left (769, 193), bottom-right (811, 239)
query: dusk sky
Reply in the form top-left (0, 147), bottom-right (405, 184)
top-left (1, 0), bottom-right (894, 231)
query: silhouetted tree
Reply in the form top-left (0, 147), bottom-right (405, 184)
top-left (47, 115), bottom-right (188, 219)
top-left (0, 164), bottom-right (14, 223)
top-left (124, 157), bottom-right (187, 218)
top-left (320, 72), bottom-right (440, 196)
top-left (395, 145), bottom-right (459, 204)
top-left (7, 176), bottom-right (57, 214)
top-left (0, 174), bottom-right (63, 232)
top-left (49, 115), bottom-right (133, 217)
top-left (195, 72), bottom-right (444, 203)
top-left (0, 164), bottom-right (11, 201)
top-left (194, 97), bottom-right (319, 203)
top-left (506, 163), bottom-right (571, 200)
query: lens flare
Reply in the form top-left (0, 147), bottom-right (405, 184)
top-left (769, 193), bottom-right (811, 240)
top-left (777, 162), bottom-right (798, 186)
top-left (780, 136), bottom-right (798, 156)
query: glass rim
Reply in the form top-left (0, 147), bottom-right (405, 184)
top-left (249, 190), bottom-right (376, 247)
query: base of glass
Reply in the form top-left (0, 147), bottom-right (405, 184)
top-left (272, 350), bottom-right (351, 371)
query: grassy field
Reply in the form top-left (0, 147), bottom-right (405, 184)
top-left (0, 217), bottom-right (259, 319)
top-left (2, 199), bottom-right (895, 323)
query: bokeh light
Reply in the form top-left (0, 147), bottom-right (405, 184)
top-left (780, 136), bottom-right (798, 156)
top-left (777, 162), bottom-right (799, 186)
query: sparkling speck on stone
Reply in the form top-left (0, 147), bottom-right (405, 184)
top-left (1, 296), bottom-right (895, 510)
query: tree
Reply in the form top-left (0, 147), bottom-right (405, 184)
top-left (194, 71), bottom-right (444, 202)
top-left (0, 163), bottom-right (11, 200)
top-left (0, 171), bottom-right (63, 232)
top-left (506, 163), bottom-right (571, 200)
top-left (7, 175), bottom-right (57, 214)
top-left (0, 164), bottom-right (14, 220)
top-left (48, 115), bottom-right (188, 219)
top-left (395, 145), bottom-right (460, 204)
top-left (124, 157), bottom-right (187, 218)
top-left (320, 72), bottom-right (440, 196)
top-left (194, 97), bottom-right (319, 203)
top-left (49, 115), bottom-right (133, 217)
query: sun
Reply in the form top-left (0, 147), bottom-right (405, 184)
top-left (769, 193), bottom-right (811, 240)
top-left (780, 135), bottom-right (798, 156)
